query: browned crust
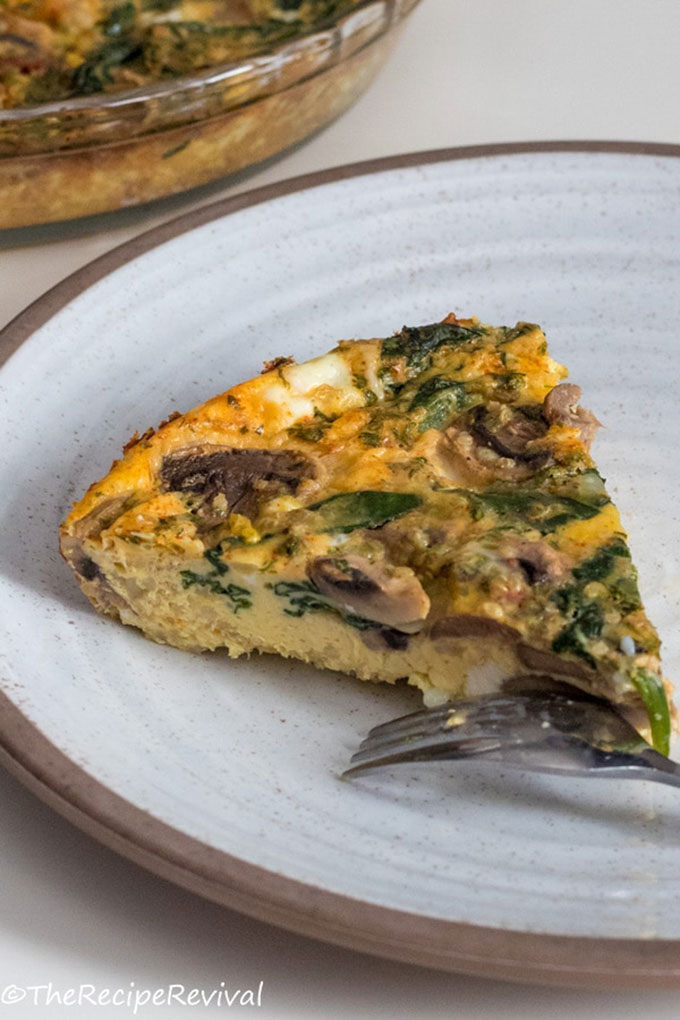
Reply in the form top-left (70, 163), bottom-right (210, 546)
top-left (2, 143), bottom-right (680, 985)
top-left (0, 25), bottom-right (400, 228)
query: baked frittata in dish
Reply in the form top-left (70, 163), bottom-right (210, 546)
top-left (0, 0), bottom-right (362, 107)
top-left (59, 315), bottom-right (673, 753)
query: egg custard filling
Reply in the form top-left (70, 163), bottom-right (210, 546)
top-left (60, 315), bottom-right (673, 754)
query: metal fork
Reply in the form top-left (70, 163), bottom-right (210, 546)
top-left (343, 683), bottom-right (680, 787)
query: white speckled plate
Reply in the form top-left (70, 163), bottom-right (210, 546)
top-left (2, 144), bottom-right (680, 986)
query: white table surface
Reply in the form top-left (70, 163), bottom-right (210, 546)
top-left (3, 1), bottom-right (680, 1016)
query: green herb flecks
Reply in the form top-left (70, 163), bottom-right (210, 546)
top-left (162, 139), bottom-right (190, 160)
top-left (490, 371), bottom-right (527, 401)
top-left (271, 580), bottom-right (381, 631)
top-left (180, 551), bottom-right (251, 613)
top-left (359, 428), bottom-right (382, 447)
top-left (407, 456), bottom-right (428, 478)
top-left (309, 490), bottom-right (421, 533)
top-left (203, 544), bottom-right (230, 574)
top-left (271, 580), bottom-right (328, 617)
top-left (288, 423), bottom-right (326, 443)
top-left (631, 669), bottom-right (671, 756)
top-left (500, 322), bottom-right (539, 344)
top-left (288, 408), bottom-right (336, 444)
top-left (352, 373), bottom-right (378, 405)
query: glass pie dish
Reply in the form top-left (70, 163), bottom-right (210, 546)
top-left (0, 0), bottom-right (419, 228)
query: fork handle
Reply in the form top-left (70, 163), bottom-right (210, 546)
top-left (596, 753), bottom-right (680, 789)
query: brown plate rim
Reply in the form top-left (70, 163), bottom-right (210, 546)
top-left (2, 140), bottom-right (680, 988)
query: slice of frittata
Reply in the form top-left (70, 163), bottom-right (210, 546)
top-left (59, 315), bottom-right (673, 753)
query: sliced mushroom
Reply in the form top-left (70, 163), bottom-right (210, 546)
top-left (68, 494), bottom-right (133, 542)
top-left (68, 548), bottom-right (104, 582)
top-left (60, 495), bottom-right (129, 591)
top-left (307, 555), bottom-right (430, 632)
top-left (430, 614), bottom-right (521, 643)
top-left (516, 643), bottom-right (593, 682)
top-left (0, 32), bottom-right (38, 48)
top-left (160, 444), bottom-right (314, 517)
top-left (470, 405), bottom-right (549, 462)
top-left (500, 538), bottom-right (569, 585)
top-left (59, 534), bottom-right (130, 616)
top-left (542, 384), bottom-right (601, 449)
top-left (438, 403), bottom-right (552, 485)
top-left (0, 32), bottom-right (44, 73)
top-left (439, 430), bottom-right (540, 484)
top-left (361, 627), bottom-right (411, 652)
top-left (502, 673), bottom-right (599, 699)
top-left (60, 495), bottom-right (135, 616)
top-left (0, 8), bottom-right (54, 72)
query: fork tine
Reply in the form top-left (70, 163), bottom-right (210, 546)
top-left (359, 696), bottom-right (534, 754)
top-left (366, 702), bottom-right (456, 737)
top-left (344, 691), bottom-right (680, 787)
top-left (367, 695), bottom-right (537, 737)
top-left (343, 732), bottom-right (505, 776)
top-left (343, 693), bottom-right (590, 778)
top-left (345, 705), bottom-right (531, 775)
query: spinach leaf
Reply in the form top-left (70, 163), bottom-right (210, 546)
top-left (609, 575), bottom-right (642, 615)
top-left (72, 39), bottom-right (141, 93)
top-left (572, 539), bottom-right (630, 583)
top-left (272, 580), bottom-right (329, 617)
top-left (408, 376), bottom-right (468, 432)
top-left (72, 0), bottom-right (141, 94)
top-left (309, 490), bottom-right (421, 533)
top-left (458, 488), bottom-right (606, 534)
top-left (381, 321), bottom-right (484, 372)
top-left (565, 539), bottom-right (642, 615)
top-left (204, 545), bottom-right (229, 575)
top-left (272, 580), bottom-right (380, 630)
top-left (551, 537), bottom-right (645, 679)
top-left (409, 376), bottom-right (467, 410)
top-left (631, 669), bottom-right (671, 755)
top-left (180, 560), bottom-right (251, 613)
top-left (500, 322), bottom-right (539, 343)
top-left (551, 601), bottom-right (604, 669)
